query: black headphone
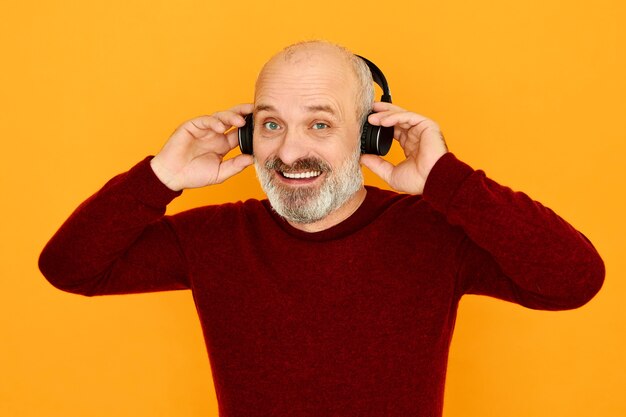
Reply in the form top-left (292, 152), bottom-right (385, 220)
top-left (238, 55), bottom-right (394, 156)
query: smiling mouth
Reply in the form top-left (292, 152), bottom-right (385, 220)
top-left (275, 169), bottom-right (324, 185)
top-left (264, 156), bottom-right (329, 184)
top-left (280, 171), bottom-right (322, 179)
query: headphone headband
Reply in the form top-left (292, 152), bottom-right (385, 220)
top-left (355, 55), bottom-right (392, 103)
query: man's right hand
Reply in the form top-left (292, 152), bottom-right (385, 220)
top-left (150, 103), bottom-right (254, 191)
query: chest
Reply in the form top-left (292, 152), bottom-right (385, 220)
top-left (189, 226), bottom-right (461, 352)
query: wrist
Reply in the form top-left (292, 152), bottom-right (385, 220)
top-left (150, 156), bottom-right (182, 192)
top-left (422, 153), bottom-right (474, 214)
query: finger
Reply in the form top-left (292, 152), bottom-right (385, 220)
top-left (188, 115), bottom-right (228, 134)
top-left (211, 111), bottom-right (246, 130)
top-left (371, 110), bottom-right (432, 128)
top-left (214, 103), bottom-right (255, 128)
top-left (372, 101), bottom-right (405, 112)
top-left (210, 135), bottom-right (234, 157)
top-left (225, 128), bottom-right (242, 150)
top-left (228, 103), bottom-right (255, 116)
top-left (186, 103), bottom-right (254, 134)
top-left (360, 154), bottom-right (396, 185)
top-left (368, 108), bottom-right (404, 125)
top-left (215, 154), bottom-right (254, 183)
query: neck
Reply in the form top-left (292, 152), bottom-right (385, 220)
top-left (287, 187), bottom-right (367, 233)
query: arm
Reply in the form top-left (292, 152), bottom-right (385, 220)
top-left (361, 102), bottom-right (604, 310)
top-left (39, 158), bottom-right (187, 296)
top-left (423, 153), bottom-right (604, 309)
top-left (39, 104), bottom-right (255, 296)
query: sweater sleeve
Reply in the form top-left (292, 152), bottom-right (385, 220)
top-left (38, 156), bottom-right (189, 296)
top-left (422, 153), bottom-right (605, 310)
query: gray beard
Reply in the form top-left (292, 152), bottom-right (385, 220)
top-left (254, 146), bottom-right (363, 224)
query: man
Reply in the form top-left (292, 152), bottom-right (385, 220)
top-left (39, 41), bottom-right (604, 416)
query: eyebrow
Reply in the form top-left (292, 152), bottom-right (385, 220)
top-left (254, 104), bottom-right (277, 113)
top-left (304, 104), bottom-right (337, 117)
top-left (254, 103), bottom-right (339, 119)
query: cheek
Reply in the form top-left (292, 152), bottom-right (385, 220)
top-left (320, 152), bottom-right (347, 172)
top-left (251, 136), bottom-right (274, 161)
top-left (337, 135), bottom-right (361, 158)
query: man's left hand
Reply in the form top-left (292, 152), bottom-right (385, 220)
top-left (360, 102), bottom-right (448, 195)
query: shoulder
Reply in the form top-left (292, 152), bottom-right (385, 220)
top-left (364, 185), bottom-right (432, 216)
top-left (363, 185), bottom-right (457, 235)
top-left (165, 198), bottom-right (270, 232)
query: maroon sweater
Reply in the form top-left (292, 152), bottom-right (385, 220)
top-left (39, 153), bottom-right (604, 416)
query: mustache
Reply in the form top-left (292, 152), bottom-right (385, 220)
top-left (265, 156), bottom-right (332, 173)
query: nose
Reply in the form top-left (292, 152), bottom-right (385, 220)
top-left (274, 128), bottom-right (309, 166)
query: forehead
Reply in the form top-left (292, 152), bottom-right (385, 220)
top-left (254, 54), bottom-right (357, 118)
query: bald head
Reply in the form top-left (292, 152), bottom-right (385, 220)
top-left (255, 41), bottom-right (375, 128)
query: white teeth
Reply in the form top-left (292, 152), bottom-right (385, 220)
top-left (282, 171), bottom-right (321, 179)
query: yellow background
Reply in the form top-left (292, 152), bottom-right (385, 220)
top-left (1, 0), bottom-right (624, 416)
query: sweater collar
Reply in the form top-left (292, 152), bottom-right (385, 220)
top-left (261, 186), bottom-right (394, 242)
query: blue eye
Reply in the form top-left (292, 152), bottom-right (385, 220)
top-left (312, 122), bottom-right (329, 130)
top-left (263, 121), bottom-right (280, 131)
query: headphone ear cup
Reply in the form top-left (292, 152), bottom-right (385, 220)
top-left (360, 117), bottom-right (394, 156)
top-left (238, 114), bottom-right (254, 155)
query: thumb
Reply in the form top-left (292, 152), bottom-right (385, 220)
top-left (360, 154), bottom-right (395, 185)
top-left (216, 154), bottom-right (254, 183)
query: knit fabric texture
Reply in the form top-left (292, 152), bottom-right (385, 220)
top-left (39, 153), bottom-right (605, 416)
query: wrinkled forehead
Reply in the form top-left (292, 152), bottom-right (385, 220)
top-left (254, 55), bottom-right (358, 118)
